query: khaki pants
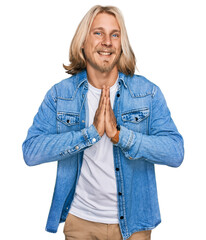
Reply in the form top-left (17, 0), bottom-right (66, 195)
top-left (63, 213), bottom-right (151, 240)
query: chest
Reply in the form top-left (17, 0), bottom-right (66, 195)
top-left (56, 87), bottom-right (152, 135)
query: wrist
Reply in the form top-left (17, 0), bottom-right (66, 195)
top-left (111, 125), bottom-right (120, 144)
top-left (111, 129), bottom-right (117, 138)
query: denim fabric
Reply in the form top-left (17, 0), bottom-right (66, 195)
top-left (22, 70), bottom-right (184, 240)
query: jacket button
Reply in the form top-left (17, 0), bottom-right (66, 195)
top-left (67, 120), bottom-right (70, 123)
top-left (116, 168), bottom-right (119, 171)
top-left (120, 216), bottom-right (124, 219)
top-left (118, 192), bottom-right (122, 196)
top-left (75, 146), bottom-right (79, 150)
top-left (117, 93), bottom-right (120, 97)
top-left (92, 138), bottom-right (96, 143)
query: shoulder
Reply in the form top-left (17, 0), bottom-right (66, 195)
top-left (54, 75), bottom-right (77, 99)
top-left (48, 71), bottom-right (86, 100)
top-left (123, 73), bottom-right (158, 98)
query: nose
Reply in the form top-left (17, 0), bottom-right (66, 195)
top-left (101, 35), bottom-right (112, 47)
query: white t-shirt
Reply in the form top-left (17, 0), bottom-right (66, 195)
top-left (69, 78), bottom-right (119, 223)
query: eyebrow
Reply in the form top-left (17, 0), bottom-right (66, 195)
top-left (91, 27), bottom-right (120, 33)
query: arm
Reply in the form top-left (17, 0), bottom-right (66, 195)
top-left (22, 85), bottom-right (101, 166)
top-left (115, 85), bottom-right (184, 167)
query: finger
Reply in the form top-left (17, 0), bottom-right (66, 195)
top-left (102, 85), bottom-right (106, 97)
top-left (104, 86), bottom-right (108, 105)
top-left (99, 85), bottom-right (106, 106)
top-left (99, 96), bottom-right (105, 116)
top-left (106, 86), bottom-right (112, 110)
top-left (100, 85), bottom-right (105, 102)
top-left (106, 86), bottom-right (109, 98)
top-left (105, 95), bottom-right (110, 116)
top-left (103, 96), bottom-right (106, 108)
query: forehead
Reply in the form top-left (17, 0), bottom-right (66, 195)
top-left (90, 13), bottom-right (120, 31)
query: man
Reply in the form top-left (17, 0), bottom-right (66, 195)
top-left (22, 5), bottom-right (184, 240)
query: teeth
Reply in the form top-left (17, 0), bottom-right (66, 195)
top-left (98, 52), bottom-right (111, 55)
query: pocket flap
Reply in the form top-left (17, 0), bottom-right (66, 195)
top-left (57, 112), bottom-right (79, 126)
top-left (122, 108), bottom-right (149, 124)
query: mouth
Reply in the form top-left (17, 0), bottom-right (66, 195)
top-left (97, 51), bottom-right (113, 56)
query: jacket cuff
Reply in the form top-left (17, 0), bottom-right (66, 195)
top-left (114, 125), bottom-right (134, 150)
top-left (61, 124), bottom-right (101, 156)
top-left (114, 125), bottom-right (143, 159)
top-left (81, 124), bottom-right (101, 146)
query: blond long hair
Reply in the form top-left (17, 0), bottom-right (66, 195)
top-left (63, 5), bottom-right (136, 76)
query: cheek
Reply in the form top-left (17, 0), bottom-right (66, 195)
top-left (114, 41), bottom-right (121, 52)
top-left (116, 45), bottom-right (122, 56)
top-left (93, 40), bottom-right (102, 49)
top-left (86, 41), bottom-right (100, 53)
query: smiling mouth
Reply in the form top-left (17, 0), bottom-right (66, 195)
top-left (97, 51), bottom-right (113, 56)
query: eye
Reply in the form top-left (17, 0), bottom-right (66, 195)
top-left (94, 32), bottom-right (101, 36)
top-left (112, 33), bottom-right (120, 38)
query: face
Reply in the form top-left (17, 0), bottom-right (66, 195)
top-left (82, 13), bottom-right (122, 73)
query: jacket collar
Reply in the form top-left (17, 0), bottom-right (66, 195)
top-left (75, 69), bottom-right (128, 89)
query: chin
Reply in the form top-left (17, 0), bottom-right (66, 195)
top-left (98, 64), bottom-right (116, 73)
top-left (87, 55), bottom-right (119, 73)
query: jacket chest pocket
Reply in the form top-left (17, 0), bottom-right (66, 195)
top-left (57, 112), bottom-right (80, 133)
top-left (121, 108), bottom-right (149, 134)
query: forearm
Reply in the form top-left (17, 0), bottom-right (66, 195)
top-left (22, 124), bottom-right (100, 166)
top-left (115, 125), bottom-right (184, 167)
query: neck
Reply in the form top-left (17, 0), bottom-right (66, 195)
top-left (86, 65), bottom-right (119, 89)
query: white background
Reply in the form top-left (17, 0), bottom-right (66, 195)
top-left (1, 0), bottom-right (205, 239)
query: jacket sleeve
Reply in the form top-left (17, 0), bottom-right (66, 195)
top-left (115, 85), bottom-right (184, 167)
top-left (22, 85), bottom-right (101, 166)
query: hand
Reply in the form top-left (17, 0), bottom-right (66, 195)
top-left (105, 86), bottom-right (117, 138)
top-left (93, 85), bottom-right (106, 137)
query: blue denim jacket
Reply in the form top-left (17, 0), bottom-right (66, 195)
top-left (22, 70), bottom-right (184, 239)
